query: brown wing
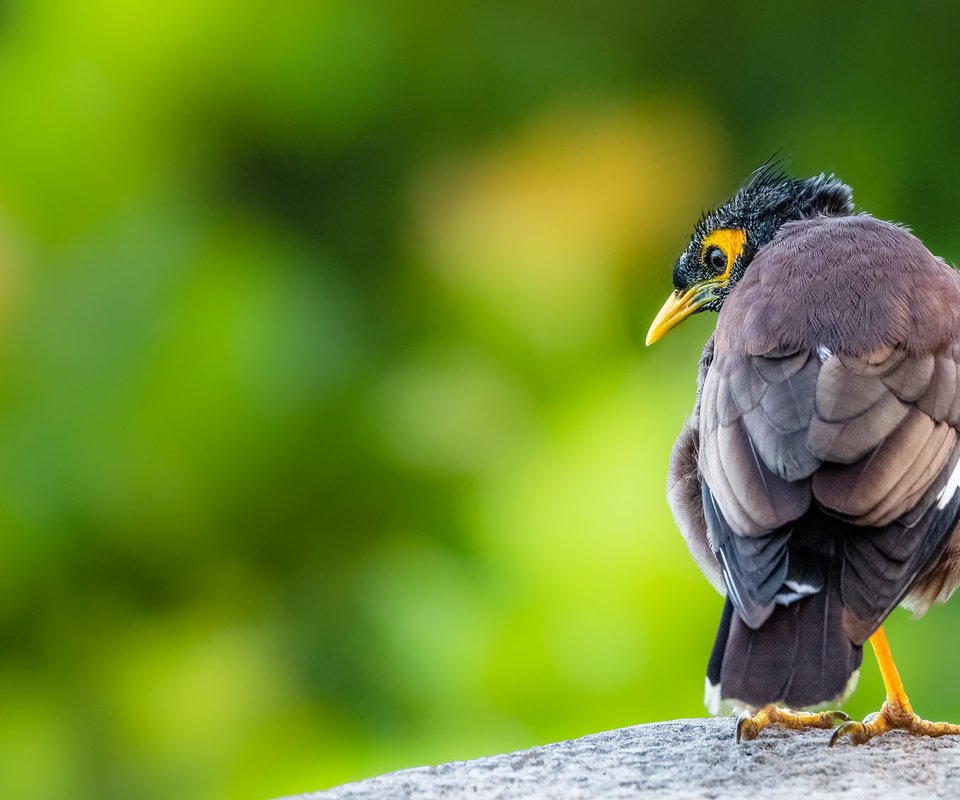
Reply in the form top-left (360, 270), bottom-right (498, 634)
top-left (699, 215), bottom-right (960, 644)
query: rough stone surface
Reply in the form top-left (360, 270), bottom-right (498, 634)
top-left (283, 717), bottom-right (960, 800)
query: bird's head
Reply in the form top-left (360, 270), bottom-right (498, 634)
top-left (645, 166), bottom-right (854, 345)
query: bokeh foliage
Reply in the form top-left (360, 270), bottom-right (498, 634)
top-left (1, 1), bottom-right (960, 798)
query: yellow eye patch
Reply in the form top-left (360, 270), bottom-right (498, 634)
top-left (701, 228), bottom-right (747, 281)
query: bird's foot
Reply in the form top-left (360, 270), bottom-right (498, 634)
top-left (829, 700), bottom-right (960, 746)
top-left (736, 704), bottom-right (850, 742)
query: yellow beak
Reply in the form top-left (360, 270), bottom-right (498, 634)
top-left (645, 282), bottom-right (721, 346)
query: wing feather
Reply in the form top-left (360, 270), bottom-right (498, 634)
top-left (688, 215), bottom-right (960, 709)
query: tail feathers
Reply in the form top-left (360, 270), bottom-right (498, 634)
top-left (710, 574), bottom-right (863, 710)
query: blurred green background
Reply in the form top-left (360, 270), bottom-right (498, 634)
top-left (3, 2), bottom-right (960, 798)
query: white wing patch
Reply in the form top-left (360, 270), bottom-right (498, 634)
top-left (937, 457), bottom-right (960, 510)
top-left (774, 579), bottom-right (819, 606)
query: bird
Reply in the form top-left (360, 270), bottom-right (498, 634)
top-left (646, 163), bottom-right (960, 745)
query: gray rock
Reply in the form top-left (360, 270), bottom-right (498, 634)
top-left (283, 717), bottom-right (960, 800)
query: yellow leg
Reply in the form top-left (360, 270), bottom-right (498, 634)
top-left (737, 704), bottom-right (848, 743)
top-left (869, 626), bottom-right (912, 711)
top-left (830, 626), bottom-right (960, 745)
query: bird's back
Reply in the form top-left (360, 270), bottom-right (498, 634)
top-left (691, 214), bottom-right (960, 710)
top-left (716, 215), bottom-right (960, 358)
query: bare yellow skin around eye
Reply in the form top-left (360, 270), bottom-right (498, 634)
top-left (645, 227), bottom-right (747, 346)
top-left (701, 228), bottom-right (747, 281)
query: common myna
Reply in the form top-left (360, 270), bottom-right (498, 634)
top-left (648, 164), bottom-right (960, 744)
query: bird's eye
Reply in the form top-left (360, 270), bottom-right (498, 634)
top-left (704, 245), bottom-right (727, 273)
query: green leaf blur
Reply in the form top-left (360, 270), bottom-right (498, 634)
top-left (1, 2), bottom-right (959, 798)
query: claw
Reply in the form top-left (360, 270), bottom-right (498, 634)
top-left (828, 720), bottom-right (858, 747)
top-left (735, 715), bottom-right (753, 743)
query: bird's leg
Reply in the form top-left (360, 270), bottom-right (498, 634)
top-left (830, 626), bottom-right (960, 745)
top-left (736, 705), bottom-right (849, 742)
